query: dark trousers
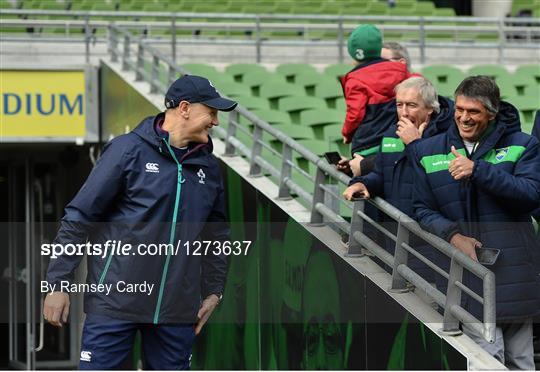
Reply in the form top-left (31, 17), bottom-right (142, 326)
top-left (79, 313), bottom-right (196, 370)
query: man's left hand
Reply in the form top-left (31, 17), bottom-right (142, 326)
top-left (195, 294), bottom-right (220, 335)
top-left (396, 117), bottom-right (425, 145)
top-left (448, 146), bottom-right (474, 180)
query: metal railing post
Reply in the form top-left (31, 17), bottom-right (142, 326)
top-left (84, 14), bottom-right (90, 63)
top-left (442, 256), bottom-right (464, 336)
top-left (171, 16), bottom-right (177, 63)
top-left (224, 110), bottom-right (238, 156)
top-left (169, 64), bottom-right (176, 85)
top-left (150, 54), bottom-right (159, 93)
top-left (278, 143), bottom-right (292, 199)
top-left (497, 18), bottom-right (505, 64)
top-left (347, 200), bottom-right (365, 256)
top-left (483, 271), bottom-right (497, 343)
top-left (389, 220), bottom-right (410, 293)
top-left (135, 42), bottom-right (144, 81)
top-left (108, 24), bottom-right (118, 62)
top-left (249, 125), bottom-right (263, 176)
top-left (419, 17), bottom-right (426, 64)
top-left (337, 16), bottom-right (344, 63)
top-left (310, 167), bottom-right (326, 224)
top-left (122, 34), bottom-right (130, 71)
top-left (255, 15), bottom-right (261, 63)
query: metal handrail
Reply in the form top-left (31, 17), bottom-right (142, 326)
top-left (106, 25), bottom-right (497, 342)
top-left (2, 9), bottom-right (539, 65)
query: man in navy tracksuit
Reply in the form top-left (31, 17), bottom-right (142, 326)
top-left (343, 76), bottom-right (454, 284)
top-left (532, 110), bottom-right (540, 236)
top-left (412, 76), bottom-right (540, 369)
top-left (43, 75), bottom-right (237, 369)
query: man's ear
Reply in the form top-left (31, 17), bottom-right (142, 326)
top-left (178, 101), bottom-right (190, 118)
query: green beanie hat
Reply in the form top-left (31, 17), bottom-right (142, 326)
top-left (347, 24), bottom-right (382, 62)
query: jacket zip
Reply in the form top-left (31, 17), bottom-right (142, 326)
top-left (153, 138), bottom-right (184, 324)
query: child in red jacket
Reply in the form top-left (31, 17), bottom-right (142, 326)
top-left (339, 24), bottom-right (413, 174)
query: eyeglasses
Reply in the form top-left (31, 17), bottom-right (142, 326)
top-left (305, 318), bottom-right (342, 356)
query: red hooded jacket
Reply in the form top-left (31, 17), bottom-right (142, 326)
top-left (340, 59), bottom-right (415, 154)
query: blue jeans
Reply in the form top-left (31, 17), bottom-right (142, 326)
top-left (79, 313), bottom-right (196, 370)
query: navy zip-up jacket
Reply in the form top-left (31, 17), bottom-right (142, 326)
top-left (349, 96), bottom-right (454, 279)
top-left (46, 113), bottom-right (229, 324)
top-left (412, 102), bottom-right (540, 321)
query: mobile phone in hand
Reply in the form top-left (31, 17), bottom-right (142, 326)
top-left (475, 247), bottom-right (500, 265)
top-left (324, 151), bottom-right (342, 165)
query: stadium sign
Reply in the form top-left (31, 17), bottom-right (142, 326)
top-left (0, 70), bottom-right (85, 138)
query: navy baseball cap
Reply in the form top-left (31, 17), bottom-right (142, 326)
top-left (164, 75), bottom-right (237, 111)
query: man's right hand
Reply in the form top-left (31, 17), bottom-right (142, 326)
top-left (336, 156), bottom-right (352, 176)
top-left (450, 233), bottom-right (480, 262)
top-left (44, 292), bottom-right (70, 327)
top-left (343, 182), bottom-right (370, 200)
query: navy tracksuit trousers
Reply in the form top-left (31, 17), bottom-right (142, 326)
top-left (79, 314), bottom-right (196, 370)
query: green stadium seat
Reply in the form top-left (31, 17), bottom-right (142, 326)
top-left (294, 72), bottom-right (337, 96)
top-left (318, 3), bottom-right (345, 15)
top-left (271, 124), bottom-right (314, 140)
top-left (241, 71), bottom-right (287, 96)
top-left (260, 82), bottom-right (306, 109)
top-left (467, 65), bottom-right (511, 80)
top-left (513, 95), bottom-right (538, 130)
top-left (324, 63), bottom-right (351, 79)
top-left (245, 108), bottom-right (291, 126)
top-left (236, 96), bottom-right (271, 111)
top-left (414, 1), bottom-right (435, 15)
top-left (39, 1), bottom-right (69, 10)
top-left (277, 96), bottom-right (327, 123)
top-left (523, 85), bottom-right (540, 100)
top-left (335, 98), bottom-right (346, 111)
top-left (515, 64), bottom-right (540, 85)
top-left (216, 81), bottom-right (252, 97)
top-left (290, 0), bottom-right (324, 14)
top-left (433, 7), bottom-right (457, 16)
top-left (503, 73), bottom-right (533, 96)
top-left (296, 139), bottom-right (331, 156)
top-left (494, 76), bottom-right (521, 100)
top-left (299, 108), bottom-right (344, 139)
top-left (1, 0), bottom-right (14, 8)
top-left (511, 0), bottom-right (536, 15)
top-left (365, 2), bottom-right (388, 15)
top-left (275, 63), bottom-right (319, 82)
top-left (225, 63), bottom-right (268, 82)
top-left (322, 123), bottom-right (344, 141)
top-left (241, 2), bottom-right (277, 14)
top-left (314, 80), bottom-right (343, 107)
top-left (422, 65), bottom-right (465, 97)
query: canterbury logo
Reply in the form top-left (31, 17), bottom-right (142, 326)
top-left (145, 163), bottom-right (159, 173)
top-left (197, 169), bottom-right (206, 184)
top-left (80, 350), bottom-right (92, 362)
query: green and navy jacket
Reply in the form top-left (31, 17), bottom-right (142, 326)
top-left (46, 113), bottom-right (229, 324)
top-left (349, 96), bottom-right (454, 279)
top-left (412, 102), bottom-right (540, 321)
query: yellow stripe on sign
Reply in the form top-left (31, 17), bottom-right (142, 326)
top-left (0, 70), bottom-right (85, 138)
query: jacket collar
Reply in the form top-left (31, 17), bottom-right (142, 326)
top-left (348, 58), bottom-right (387, 73)
top-left (132, 113), bottom-right (214, 167)
top-left (423, 96), bottom-right (455, 138)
